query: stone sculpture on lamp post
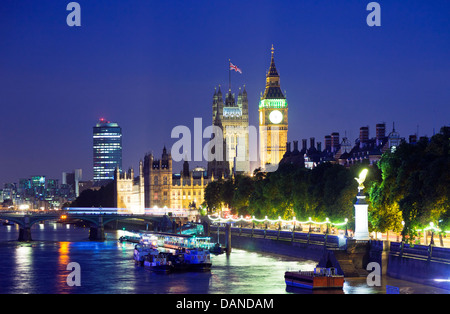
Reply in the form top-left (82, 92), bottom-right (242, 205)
top-left (354, 169), bottom-right (370, 241)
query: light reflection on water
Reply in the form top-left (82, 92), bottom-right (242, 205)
top-left (12, 245), bottom-right (33, 293)
top-left (0, 223), bottom-right (448, 294)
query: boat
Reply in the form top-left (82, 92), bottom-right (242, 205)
top-left (284, 267), bottom-right (344, 290)
top-left (119, 230), bottom-right (144, 243)
top-left (143, 251), bottom-right (173, 273)
top-left (146, 231), bottom-right (215, 251)
top-left (209, 242), bottom-right (224, 255)
top-left (183, 248), bottom-right (212, 272)
top-left (119, 235), bottom-right (141, 243)
top-left (180, 223), bottom-right (205, 236)
top-left (133, 243), bottom-right (212, 272)
top-left (133, 244), bottom-right (158, 266)
top-left (140, 234), bottom-right (158, 247)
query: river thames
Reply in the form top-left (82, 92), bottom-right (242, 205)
top-left (0, 222), bottom-right (447, 294)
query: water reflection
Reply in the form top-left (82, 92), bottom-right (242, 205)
top-left (12, 245), bottom-right (33, 293)
top-left (56, 242), bottom-right (70, 293)
top-left (59, 242), bottom-right (69, 266)
top-left (343, 278), bottom-right (378, 294)
top-left (285, 285), bottom-right (345, 294)
top-left (0, 224), bottom-right (449, 294)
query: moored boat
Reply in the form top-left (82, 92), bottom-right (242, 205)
top-left (143, 251), bottom-right (173, 273)
top-left (183, 248), bottom-right (212, 272)
top-left (133, 244), bottom-right (158, 266)
top-left (285, 267), bottom-right (344, 290)
top-left (209, 242), bottom-right (224, 255)
top-left (119, 235), bottom-right (141, 243)
top-left (167, 250), bottom-right (189, 272)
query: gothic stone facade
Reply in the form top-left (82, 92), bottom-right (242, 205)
top-left (115, 147), bottom-right (210, 212)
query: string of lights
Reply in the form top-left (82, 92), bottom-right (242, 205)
top-left (418, 222), bottom-right (450, 234)
top-left (207, 215), bottom-right (349, 227)
top-left (208, 216), bottom-right (450, 233)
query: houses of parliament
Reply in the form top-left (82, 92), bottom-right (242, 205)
top-left (114, 47), bottom-right (288, 212)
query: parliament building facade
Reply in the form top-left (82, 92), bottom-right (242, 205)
top-left (115, 46), bottom-right (288, 212)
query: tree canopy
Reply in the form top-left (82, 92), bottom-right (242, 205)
top-left (370, 127), bottom-right (450, 241)
top-left (203, 126), bottom-right (449, 242)
top-left (203, 162), bottom-right (369, 227)
top-left (69, 182), bottom-right (115, 208)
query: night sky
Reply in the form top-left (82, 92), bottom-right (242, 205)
top-left (1, 0), bottom-right (449, 186)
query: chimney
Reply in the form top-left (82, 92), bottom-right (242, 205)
top-left (317, 142), bottom-right (322, 152)
top-left (293, 140), bottom-right (299, 152)
top-left (331, 132), bottom-right (340, 152)
top-left (325, 135), bottom-right (332, 151)
top-left (376, 123), bottom-right (386, 139)
top-left (302, 139), bottom-right (307, 151)
top-left (360, 126), bottom-right (369, 143)
top-left (310, 137), bottom-right (315, 149)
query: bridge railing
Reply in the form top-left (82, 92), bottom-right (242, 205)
top-left (213, 225), bottom-right (341, 248)
top-left (390, 242), bottom-right (450, 261)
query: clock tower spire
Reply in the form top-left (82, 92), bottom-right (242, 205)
top-left (259, 45), bottom-right (288, 170)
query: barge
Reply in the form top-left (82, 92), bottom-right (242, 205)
top-left (285, 267), bottom-right (344, 290)
top-left (133, 244), bottom-right (211, 273)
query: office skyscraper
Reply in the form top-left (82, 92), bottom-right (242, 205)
top-left (93, 118), bottom-right (122, 186)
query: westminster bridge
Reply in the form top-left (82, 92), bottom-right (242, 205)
top-left (0, 210), bottom-right (172, 241)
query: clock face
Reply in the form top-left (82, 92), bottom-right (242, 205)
top-left (269, 110), bottom-right (283, 124)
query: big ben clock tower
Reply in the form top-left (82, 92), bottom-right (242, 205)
top-left (259, 45), bottom-right (288, 169)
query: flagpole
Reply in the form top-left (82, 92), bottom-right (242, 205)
top-left (228, 59), bottom-right (231, 92)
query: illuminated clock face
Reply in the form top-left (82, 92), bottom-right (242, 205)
top-left (269, 110), bottom-right (283, 124)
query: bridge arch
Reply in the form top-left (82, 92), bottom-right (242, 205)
top-left (1, 216), bottom-right (26, 227)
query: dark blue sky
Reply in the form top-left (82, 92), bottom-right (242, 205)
top-left (1, 0), bottom-right (449, 186)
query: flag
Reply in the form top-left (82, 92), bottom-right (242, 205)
top-left (229, 62), bottom-right (242, 74)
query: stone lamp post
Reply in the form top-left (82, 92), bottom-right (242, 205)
top-left (354, 169), bottom-right (370, 241)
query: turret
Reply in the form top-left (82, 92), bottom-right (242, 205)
top-left (183, 159), bottom-right (190, 177)
top-left (216, 85), bottom-right (224, 122)
top-left (212, 87), bottom-right (218, 123)
top-left (241, 85), bottom-right (248, 119)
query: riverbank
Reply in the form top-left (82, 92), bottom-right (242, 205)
top-left (103, 219), bottom-right (450, 292)
top-left (211, 229), bottom-right (450, 291)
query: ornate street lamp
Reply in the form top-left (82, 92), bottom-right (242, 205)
top-left (354, 169), bottom-right (370, 240)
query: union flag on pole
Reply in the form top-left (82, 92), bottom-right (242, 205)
top-left (229, 62), bottom-right (242, 74)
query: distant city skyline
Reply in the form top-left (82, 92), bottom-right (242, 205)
top-left (1, 1), bottom-right (449, 186)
